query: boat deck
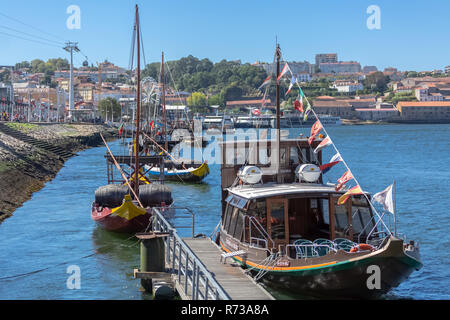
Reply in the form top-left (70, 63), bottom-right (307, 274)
top-left (180, 238), bottom-right (274, 300)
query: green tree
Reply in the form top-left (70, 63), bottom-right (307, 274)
top-left (98, 97), bottom-right (122, 121)
top-left (364, 71), bottom-right (390, 93)
top-left (187, 92), bottom-right (207, 107)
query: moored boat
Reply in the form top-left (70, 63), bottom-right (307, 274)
top-left (215, 44), bottom-right (422, 299)
top-left (91, 5), bottom-right (173, 234)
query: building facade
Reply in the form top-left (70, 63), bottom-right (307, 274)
top-left (396, 101), bottom-right (450, 121)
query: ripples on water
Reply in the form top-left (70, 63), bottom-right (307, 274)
top-left (0, 124), bottom-right (448, 299)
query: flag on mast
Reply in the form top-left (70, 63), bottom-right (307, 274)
top-left (258, 75), bottom-right (271, 90)
top-left (320, 153), bottom-right (342, 174)
top-left (303, 102), bottom-right (312, 121)
top-left (336, 170), bottom-right (354, 191)
top-left (338, 185), bottom-right (363, 205)
top-left (308, 120), bottom-right (323, 145)
top-left (372, 184), bottom-right (394, 214)
top-left (277, 63), bottom-right (290, 82)
top-left (314, 136), bottom-right (332, 153)
top-left (286, 76), bottom-right (296, 95)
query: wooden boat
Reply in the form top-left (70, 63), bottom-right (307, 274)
top-left (216, 44), bottom-right (422, 299)
top-left (91, 5), bottom-right (172, 234)
top-left (146, 161), bottom-right (209, 183)
top-left (142, 53), bottom-right (210, 183)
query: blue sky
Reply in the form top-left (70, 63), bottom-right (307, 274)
top-left (0, 0), bottom-right (449, 71)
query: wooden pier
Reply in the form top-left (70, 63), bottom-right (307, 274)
top-left (177, 238), bottom-right (273, 300)
top-left (134, 207), bottom-right (274, 300)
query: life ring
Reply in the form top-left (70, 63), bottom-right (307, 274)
top-left (350, 243), bottom-right (375, 253)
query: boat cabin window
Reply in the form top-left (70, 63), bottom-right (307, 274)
top-left (333, 202), bottom-right (349, 238)
top-left (289, 146), bottom-right (300, 165)
top-left (223, 204), bottom-right (234, 231)
top-left (351, 196), bottom-right (376, 237)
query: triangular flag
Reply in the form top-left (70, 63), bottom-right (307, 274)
top-left (314, 136), bottom-right (331, 153)
top-left (308, 120), bottom-right (323, 145)
top-left (320, 153), bottom-right (342, 174)
top-left (330, 153), bottom-right (342, 163)
top-left (277, 63), bottom-right (290, 82)
top-left (286, 76), bottom-right (296, 95)
top-left (336, 170), bottom-right (354, 191)
top-left (303, 103), bottom-right (312, 121)
top-left (338, 185), bottom-right (363, 205)
top-left (258, 75), bottom-right (271, 90)
top-left (372, 184), bottom-right (394, 214)
top-left (320, 160), bottom-right (340, 175)
top-left (294, 99), bottom-right (303, 113)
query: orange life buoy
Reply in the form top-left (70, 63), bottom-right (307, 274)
top-left (350, 243), bottom-right (375, 253)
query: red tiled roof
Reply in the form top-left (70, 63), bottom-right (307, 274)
top-left (397, 101), bottom-right (450, 107)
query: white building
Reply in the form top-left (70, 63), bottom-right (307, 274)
top-left (319, 61), bottom-right (361, 74)
top-left (331, 81), bottom-right (363, 93)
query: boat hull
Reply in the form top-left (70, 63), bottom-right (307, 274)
top-left (91, 205), bottom-right (151, 234)
top-left (219, 233), bottom-right (421, 299)
top-left (147, 162), bottom-right (210, 183)
top-left (258, 254), bottom-right (418, 299)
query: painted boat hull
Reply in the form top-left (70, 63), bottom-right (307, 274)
top-left (219, 233), bottom-right (422, 299)
top-left (147, 162), bottom-right (210, 183)
top-left (91, 204), bottom-right (151, 234)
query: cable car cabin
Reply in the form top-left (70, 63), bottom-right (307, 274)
top-left (219, 138), bottom-right (379, 256)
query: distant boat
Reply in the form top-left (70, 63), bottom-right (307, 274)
top-left (146, 161), bottom-right (210, 183)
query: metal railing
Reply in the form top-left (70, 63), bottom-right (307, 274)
top-left (151, 207), bottom-right (230, 300)
top-left (243, 216), bottom-right (275, 249)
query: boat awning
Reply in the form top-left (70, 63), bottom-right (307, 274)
top-left (227, 183), bottom-right (346, 200)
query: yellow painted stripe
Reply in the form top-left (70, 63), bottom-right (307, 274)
top-left (220, 241), bottom-right (338, 271)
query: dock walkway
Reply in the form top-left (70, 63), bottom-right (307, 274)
top-left (143, 207), bottom-right (274, 300)
top-left (179, 237), bottom-right (273, 300)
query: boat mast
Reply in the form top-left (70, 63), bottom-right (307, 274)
top-left (134, 4), bottom-right (141, 197)
top-left (162, 52), bottom-right (168, 152)
top-left (275, 44), bottom-right (281, 176)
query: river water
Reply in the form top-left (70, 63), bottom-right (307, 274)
top-left (0, 124), bottom-right (449, 300)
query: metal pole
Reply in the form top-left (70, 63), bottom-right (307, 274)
top-left (394, 180), bottom-right (397, 237)
top-left (134, 4), bottom-right (141, 198)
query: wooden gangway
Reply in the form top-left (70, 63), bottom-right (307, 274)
top-left (148, 207), bottom-right (274, 300)
top-left (179, 238), bottom-right (273, 300)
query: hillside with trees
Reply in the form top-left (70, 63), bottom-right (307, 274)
top-left (141, 55), bottom-right (268, 107)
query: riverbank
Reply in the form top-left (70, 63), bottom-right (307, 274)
top-left (0, 122), bottom-right (118, 223)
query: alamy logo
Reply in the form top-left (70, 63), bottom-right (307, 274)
top-left (66, 265), bottom-right (81, 289)
top-left (366, 5), bottom-right (381, 30)
top-left (66, 5), bottom-right (81, 30)
top-left (366, 265), bottom-right (381, 290)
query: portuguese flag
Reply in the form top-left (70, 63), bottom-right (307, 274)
top-left (118, 123), bottom-right (124, 135)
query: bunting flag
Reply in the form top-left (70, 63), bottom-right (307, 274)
top-left (303, 103), bottom-right (312, 121)
top-left (308, 120), bottom-right (323, 145)
top-left (294, 99), bottom-right (303, 113)
top-left (372, 184), bottom-right (394, 214)
top-left (314, 136), bottom-right (331, 153)
top-left (149, 121), bottom-right (154, 129)
top-left (336, 170), bottom-right (354, 191)
top-left (319, 153), bottom-right (342, 174)
top-left (277, 63), bottom-right (290, 82)
top-left (258, 75), bottom-right (271, 90)
top-left (338, 185), bottom-right (363, 205)
top-left (286, 76), bottom-right (296, 95)
top-left (118, 123), bottom-right (124, 135)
